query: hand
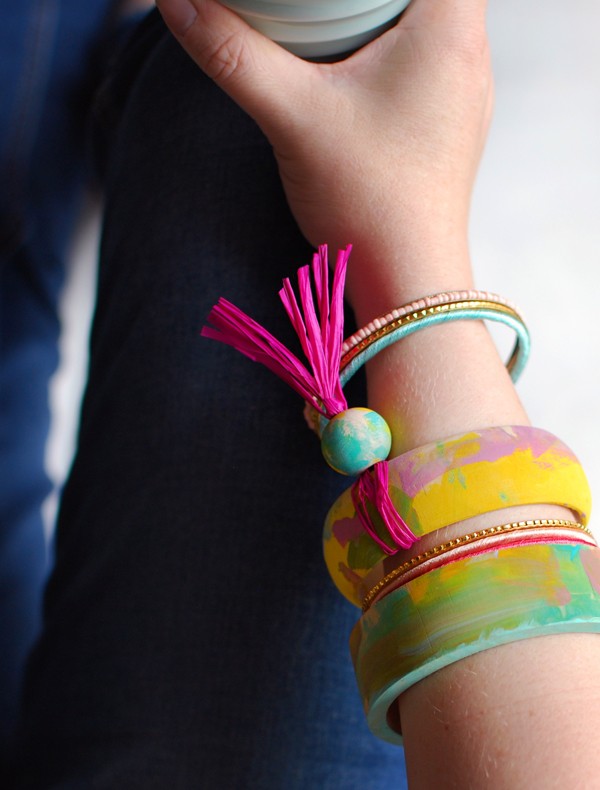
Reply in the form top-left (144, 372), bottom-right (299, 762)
top-left (156, 0), bottom-right (492, 311)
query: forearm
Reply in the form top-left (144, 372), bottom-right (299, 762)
top-left (348, 237), bottom-right (600, 788)
top-left (402, 633), bottom-right (600, 789)
top-left (344, 233), bottom-right (527, 451)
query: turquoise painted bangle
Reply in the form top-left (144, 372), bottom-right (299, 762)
top-left (350, 542), bottom-right (600, 745)
top-left (339, 301), bottom-right (530, 386)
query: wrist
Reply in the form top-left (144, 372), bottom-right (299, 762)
top-left (342, 225), bottom-right (473, 324)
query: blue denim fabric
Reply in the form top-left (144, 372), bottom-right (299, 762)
top-left (12, 11), bottom-right (408, 787)
top-left (0, 0), bottom-right (134, 771)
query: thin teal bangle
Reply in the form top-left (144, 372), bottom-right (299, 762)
top-left (340, 305), bottom-right (530, 386)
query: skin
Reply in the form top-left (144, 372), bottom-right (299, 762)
top-left (155, 0), bottom-right (600, 786)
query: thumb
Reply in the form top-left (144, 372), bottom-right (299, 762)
top-left (155, 0), bottom-right (313, 135)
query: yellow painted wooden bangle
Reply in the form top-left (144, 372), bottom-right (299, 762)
top-left (323, 426), bottom-right (592, 607)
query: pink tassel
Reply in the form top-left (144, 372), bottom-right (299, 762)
top-left (351, 462), bottom-right (418, 553)
top-left (202, 244), bottom-right (417, 555)
top-left (201, 245), bottom-right (349, 418)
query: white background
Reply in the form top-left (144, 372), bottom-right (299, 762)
top-left (473, 0), bottom-right (600, 531)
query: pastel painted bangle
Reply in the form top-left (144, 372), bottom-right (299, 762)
top-left (340, 299), bottom-right (530, 386)
top-left (323, 426), bottom-right (592, 606)
top-left (362, 519), bottom-right (596, 611)
top-left (350, 542), bottom-right (600, 745)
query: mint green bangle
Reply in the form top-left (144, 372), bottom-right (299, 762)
top-left (340, 303), bottom-right (530, 386)
top-left (350, 542), bottom-right (600, 745)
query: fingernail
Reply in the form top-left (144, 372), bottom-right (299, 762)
top-left (156, 0), bottom-right (198, 36)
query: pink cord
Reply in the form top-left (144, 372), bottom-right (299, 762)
top-left (367, 526), bottom-right (597, 609)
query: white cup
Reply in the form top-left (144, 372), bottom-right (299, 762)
top-left (221, 0), bottom-right (412, 57)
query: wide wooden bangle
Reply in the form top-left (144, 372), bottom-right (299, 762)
top-left (350, 542), bottom-right (600, 744)
top-left (323, 426), bottom-right (592, 606)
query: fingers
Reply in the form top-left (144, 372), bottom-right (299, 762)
top-left (156, 0), bottom-right (491, 150)
top-left (155, 0), bottom-right (312, 134)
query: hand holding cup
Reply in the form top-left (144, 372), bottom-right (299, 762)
top-left (218, 0), bottom-right (412, 57)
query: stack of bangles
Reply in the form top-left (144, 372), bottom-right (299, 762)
top-left (202, 246), bottom-right (600, 746)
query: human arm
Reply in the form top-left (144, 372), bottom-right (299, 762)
top-left (155, 0), bottom-right (600, 786)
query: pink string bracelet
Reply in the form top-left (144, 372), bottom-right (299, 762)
top-left (201, 245), bottom-right (417, 548)
top-left (362, 519), bottom-right (596, 611)
top-left (201, 247), bottom-right (529, 557)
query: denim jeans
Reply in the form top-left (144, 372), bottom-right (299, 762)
top-left (11, 11), bottom-right (408, 788)
top-left (0, 0), bottom-right (126, 768)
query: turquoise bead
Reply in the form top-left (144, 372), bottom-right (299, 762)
top-left (321, 408), bottom-right (392, 475)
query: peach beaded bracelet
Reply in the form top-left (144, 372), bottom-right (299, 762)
top-left (341, 290), bottom-right (521, 357)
